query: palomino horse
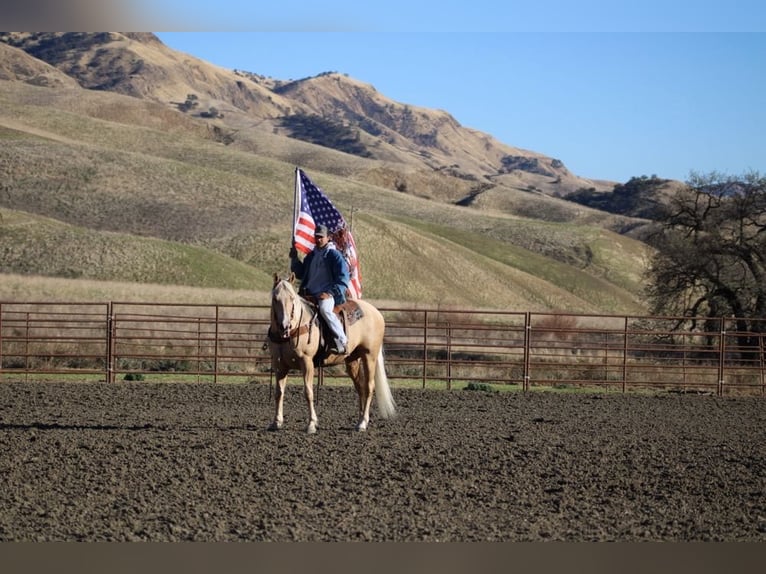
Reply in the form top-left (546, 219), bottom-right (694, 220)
top-left (267, 273), bottom-right (396, 433)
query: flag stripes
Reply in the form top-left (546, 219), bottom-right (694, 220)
top-left (292, 168), bottom-right (362, 298)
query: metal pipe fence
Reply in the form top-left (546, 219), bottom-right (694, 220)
top-left (1, 301), bottom-right (764, 395)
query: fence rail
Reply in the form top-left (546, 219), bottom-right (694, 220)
top-left (1, 302), bottom-right (764, 395)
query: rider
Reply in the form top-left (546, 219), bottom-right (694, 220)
top-left (289, 224), bottom-right (350, 354)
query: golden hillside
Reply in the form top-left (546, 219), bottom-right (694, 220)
top-left (0, 33), bottom-right (653, 313)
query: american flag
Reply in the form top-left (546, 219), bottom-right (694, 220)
top-left (293, 168), bottom-right (362, 299)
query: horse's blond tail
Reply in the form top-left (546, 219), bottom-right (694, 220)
top-left (375, 348), bottom-right (396, 419)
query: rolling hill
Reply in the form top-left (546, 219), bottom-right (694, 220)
top-left (0, 32), bottom-right (656, 313)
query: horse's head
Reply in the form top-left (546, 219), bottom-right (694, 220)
top-left (271, 272), bottom-right (298, 339)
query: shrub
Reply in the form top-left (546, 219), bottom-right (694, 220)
top-left (463, 382), bottom-right (495, 393)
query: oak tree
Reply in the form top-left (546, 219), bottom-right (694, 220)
top-left (645, 171), bottom-right (766, 344)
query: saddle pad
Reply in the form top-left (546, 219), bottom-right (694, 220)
top-left (335, 300), bottom-right (364, 327)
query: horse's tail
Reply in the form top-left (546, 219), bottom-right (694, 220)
top-left (375, 348), bottom-right (396, 419)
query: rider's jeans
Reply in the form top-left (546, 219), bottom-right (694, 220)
top-left (318, 297), bottom-right (347, 348)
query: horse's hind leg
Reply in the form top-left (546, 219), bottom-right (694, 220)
top-left (345, 358), bottom-right (367, 431)
top-left (349, 354), bottom-right (376, 431)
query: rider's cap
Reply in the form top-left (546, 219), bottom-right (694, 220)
top-left (315, 224), bottom-right (329, 238)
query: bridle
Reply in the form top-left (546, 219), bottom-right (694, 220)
top-left (268, 281), bottom-right (316, 347)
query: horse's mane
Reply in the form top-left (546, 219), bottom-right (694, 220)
top-left (272, 273), bottom-right (299, 299)
top-left (273, 275), bottom-right (317, 314)
top-left (273, 278), bottom-right (296, 295)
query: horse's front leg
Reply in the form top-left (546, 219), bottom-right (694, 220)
top-left (268, 367), bottom-right (288, 431)
top-left (301, 358), bottom-right (318, 434)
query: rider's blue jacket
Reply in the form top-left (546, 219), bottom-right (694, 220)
top-left (291, 243), bottom-right (350, 305)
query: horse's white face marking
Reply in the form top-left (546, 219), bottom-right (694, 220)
top-left (271, 280), bottom-right (296, 338)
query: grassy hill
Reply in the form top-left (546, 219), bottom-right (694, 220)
top-left (0, 42), bottom-right (653, 314)
top-left (0, 208), bottom-right (275, 290)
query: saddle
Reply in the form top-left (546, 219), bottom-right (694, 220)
top-left (302, 296), bottom-right (364, 365)
top-left (303, 297), bottom-right (363, 328)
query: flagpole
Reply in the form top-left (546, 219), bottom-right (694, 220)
top-left (292, 167), bottom-right (300, 246)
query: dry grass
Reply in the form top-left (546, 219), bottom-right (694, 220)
top-left (0, 79), bottom-right (651, 313)
top-left (0, 273), bottom-right (270, 305)
top-left (0, 208), bottom-right (274, 291)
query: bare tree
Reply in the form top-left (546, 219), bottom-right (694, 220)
top-left (645, 171), bottom-right (766, 344)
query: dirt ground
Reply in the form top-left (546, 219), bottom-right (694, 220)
top-left (0, 380), bottom-right (764, 541)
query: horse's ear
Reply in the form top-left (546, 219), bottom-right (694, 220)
top-left (273, 272), bottom-right (280, 286)
top-left (288, 272), bottom-right (295, 284)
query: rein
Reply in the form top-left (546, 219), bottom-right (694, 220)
top-left (268, 290), bottom-right (317, 348)
top-left (267, 322), bottom-right (313, 344)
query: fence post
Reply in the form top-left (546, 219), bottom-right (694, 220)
top-left (24, 312), bottom-right (30, 381)
top-left (0, 303), bottom-right (3, 377)
top-left (446, 322), bottom-right (452, 390)
top-left (760, 333), bottom-right (766, 394)
top-left (718, 317), bottom-right (726, 396)
top-left (760, 331), bottom-right (765, 396)
top-left (523, 312), bottom-right (531, 391)
top-left (106, 302), bottom-right (114, 383)
top-left (214, 305), bottom-right (220, 384)
top-left (622, 316), bottom-right (628, 393)
top-left (422, 310), bottom-right (429, 389)
top-left (196, 318), bottom-right (202, 383)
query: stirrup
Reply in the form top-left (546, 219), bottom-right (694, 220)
top-left (330, 342), bottom-right (347, 355)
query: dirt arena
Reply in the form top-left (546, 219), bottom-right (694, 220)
top-left (0, 380), bottom-right (764, 541)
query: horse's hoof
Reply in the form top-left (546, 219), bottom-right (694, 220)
top-left (355, 422), bottom-right (368, 432)
top-left (307, 422), bottom-right (318, 434)
top-left (267, 421), bottom-right (282, 431)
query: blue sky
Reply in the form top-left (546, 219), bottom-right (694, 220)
top-left (148, 2), bottom-right (765, 183)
